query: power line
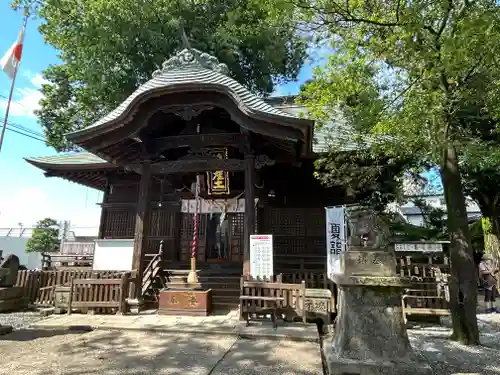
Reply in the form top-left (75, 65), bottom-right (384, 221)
top-left (4, 126), bottom-right (45, 142)
top-left (0, 117), bottom-right (44, 138)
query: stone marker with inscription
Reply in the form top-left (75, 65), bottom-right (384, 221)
top-left (323, 208), bottom-right (433, 375)
top-left (304, 288), bottom-right (332, 324)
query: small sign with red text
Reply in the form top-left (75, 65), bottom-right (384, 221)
top-left (250, 234), bottom-right (274, 279)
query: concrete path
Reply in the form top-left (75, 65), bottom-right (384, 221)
top-left (0, 329), bottom-right (323, 375)
top-left (29, 310), bottom-right (319, 342)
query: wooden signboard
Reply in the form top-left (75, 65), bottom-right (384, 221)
top-left (394, 242), bottom-right (444, 253)
top-left (207, 148), bottom-right (230, 195)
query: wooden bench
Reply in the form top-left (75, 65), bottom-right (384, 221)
top-left (239, 278), bottom-right (306, 329)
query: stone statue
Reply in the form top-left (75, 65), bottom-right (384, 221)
top-left (0, 254), bottom-right (20, 287)
top-left (325, 208), bottom-right (432, 375)
top-left (346, 207), bottom-right (391, 249)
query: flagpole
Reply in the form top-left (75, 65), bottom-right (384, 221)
top-left (0, 9), bottom-right (29, 153)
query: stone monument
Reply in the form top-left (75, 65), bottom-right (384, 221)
top-left (0, 254), bottom-right (26, 335)
top-left (0, 254), bottom-right (27, 313)
top-left (323, 208), bottom-right (433, 375)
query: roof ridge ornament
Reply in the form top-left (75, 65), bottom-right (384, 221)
top-left (152, 27), bottom-right (229, 78)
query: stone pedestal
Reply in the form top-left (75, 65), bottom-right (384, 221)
top-left (158, 288), bottom-right (212, 316)
top-left (324, 248), bottom-right (433, 375)
top-left (54, 286), bottom-right (71, 314)
top-left (0, 286), bottom-right (27, 312)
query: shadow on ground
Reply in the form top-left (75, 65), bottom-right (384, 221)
top-left (0, 327), bottom-right (322, 375)
top-left (0, 328), bottom-right (86, 342)
top-left (408, 326), bottom-right (500, 375)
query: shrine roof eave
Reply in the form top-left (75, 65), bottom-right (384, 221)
top-left (24, 152), bottom-right (115, 171)
top-left (64, 69), bottom-right (314, 147)
top-left (24, 152), bottom-right (117, 191)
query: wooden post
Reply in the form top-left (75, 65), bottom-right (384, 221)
top-left (130, 161), bottom-right (152, 302)
top-left (67, 278), bottom-right (74, 315)
top-left (243, 154), bottom-right (255, 276)
top-left (118, 272), bottom-right (129, 314)
top-left (97, 175), bottom-right (110, 239)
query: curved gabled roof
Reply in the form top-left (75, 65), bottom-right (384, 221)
top-left (67, 48), bottom-right (310, 143)
top-left (24, 152), bottom-right (111, 170)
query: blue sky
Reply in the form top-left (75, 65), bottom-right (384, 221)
top-left (0, 5), bottom-right (323, 229)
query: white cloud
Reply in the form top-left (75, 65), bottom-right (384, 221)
top-left (0, 71), bottom-right (46, 119)
top-left (0, 87), bottom-right (43, 118)
top-left (30, 73), bottom-right (50, 88)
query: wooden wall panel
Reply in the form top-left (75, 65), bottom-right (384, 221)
top-left (103, 209), bottom-right (136, 238)
top-left (260, 206), bottom-right (326, 273)
top-left (107, 184), bottom-right (139, 203)
top-left (180, 213), bottom-right (207, 262)
top-left (148, 208), bottom-right (179, 261)
top-left (229, 213), bottom-right (244, 262)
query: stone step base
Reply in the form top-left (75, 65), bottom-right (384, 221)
top-left (0, 297), bottom-right (28, 312)
top-left (0, 286), bottom-right (24, 300)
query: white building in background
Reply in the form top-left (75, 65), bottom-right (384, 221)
top-left (0, 224), bottom-right (98, 269)
top-left (0, 227), bottom-right (41, 269)
top-left (399, 194), bottom-right (481, 227)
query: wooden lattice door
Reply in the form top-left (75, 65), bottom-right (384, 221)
top-left (228, 213), bottom-right (244, 262)
top-left (179, 213), bottom-right (207, 262)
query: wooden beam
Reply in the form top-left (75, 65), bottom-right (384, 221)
top-left (243, 154), bottom-right (255, 276)
top-left (150, 133), bottom-right (244, 151)
top-left (130, 162), bottom-right (152, 301)
top-left (148, 158), bottom-right (245, 174)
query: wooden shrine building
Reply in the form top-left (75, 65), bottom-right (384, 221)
top-left (26, 47), bottom-right (351, 309)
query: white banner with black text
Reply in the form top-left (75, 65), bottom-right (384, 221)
top-left (325, 206), bottom-right (346, 278)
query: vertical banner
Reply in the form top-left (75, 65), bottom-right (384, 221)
top-left (325, 206), bottom-right (346, 278)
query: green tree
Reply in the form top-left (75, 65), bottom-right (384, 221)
top-left (25, 218), bottom-right (60, 254)
top-left (12, 0), bottom-right (308, 150)
top-left (297, 0), bottom-right (500, 344)
top-left (461, 142), bottom-right (500, 266)
top-left (313, 149), bottom-right (413, 211)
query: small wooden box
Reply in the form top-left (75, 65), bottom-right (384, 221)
top-left (158, 288), bottom-right (212, 316)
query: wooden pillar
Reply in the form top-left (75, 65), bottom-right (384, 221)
top-left (243, 154), bottom-right (255, 275)
top-left (130, 161), bottom-right (152, 301)
top-left (97, 176), bottom-right (110, 239)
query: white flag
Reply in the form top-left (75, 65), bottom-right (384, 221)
top-left (326, 206), bottom-right (346, 278)
top-left (1, 25), bottom-right (25, 79)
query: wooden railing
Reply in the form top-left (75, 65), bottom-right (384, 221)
top-left (141, 241), bottom-right (165, 300)
top-left (60, 241), bottom-right (95, 255)
top-left (397, 254), bottom-right (450, 320)
top-left (68, 273), bottom-right (130, 314)
top-left (42, 253), bottom-right (94, 270)
top-left (15, 269), bottom-right (125, 306)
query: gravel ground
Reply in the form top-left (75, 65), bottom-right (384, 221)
top-left (0, 310), bottom-right (43, 329)
top-left (0, 328), bottom-right (323, 375)
top-left (408, 314), bottom-right (500, 375)
top-left (2, 311), bottom-right (500, 374)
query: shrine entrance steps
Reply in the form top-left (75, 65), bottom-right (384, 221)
top-left (164, 266), bottom-right (241, 311)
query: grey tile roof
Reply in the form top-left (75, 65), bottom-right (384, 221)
top-left (268, 102), bottom-right (358, 153)
top-left (25, 152), bottom-right (109, 167)
top-left (68, 49), bottom-right (297, 138)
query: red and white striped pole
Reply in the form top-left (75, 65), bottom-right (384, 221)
top-left (187, 174), bottom-right (201, 284)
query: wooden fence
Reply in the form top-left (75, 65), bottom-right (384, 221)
top-left (68, 273), bottom-right (129, 314)
top-left (15, 269), bottom-right (126, 307)
top-left (42, 253), bottom-right (94, 270)
top-left (14, 254), bottom-right (450, 319)
top-left (398, 254), bottom-right (450, 319)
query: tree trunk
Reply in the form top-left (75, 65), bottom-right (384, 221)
top-left (440, 144), bottom-right (480, 345)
